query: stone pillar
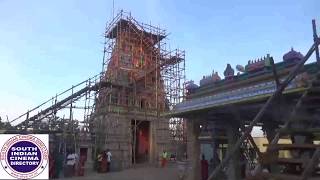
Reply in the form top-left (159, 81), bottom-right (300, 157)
top-left (211, 141), bottom-right (219, 168)
top-left (210, 121), bottom-right (220, 170)
top-left (87, 146), bottom-right (93, 162)
top-left (186, 118), bottom-right (201, 180)
top-left (149, 120), bottom-right (158, 166)
top-left (226, 121), bottom-right (241, 180)
top-left (85, 146), bottom-right (94, 171)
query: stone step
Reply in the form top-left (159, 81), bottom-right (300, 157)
top-left (290, 115), bottom-right (319, 122)
top-left (277, 158), bottom-right (308, 165)
top-left (261, 155), bottom-right (312, 167)
top-left (257, 172), bottom-right (320, 180)
top-left (278, 128), bottom-right (320, 135)
top-left (268, 144), bottom-right (320, 150)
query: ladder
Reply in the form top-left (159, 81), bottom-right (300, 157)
top-left (254, 72), bottom-right (320, 180)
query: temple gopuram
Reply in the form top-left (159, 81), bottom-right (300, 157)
top-left (91, 11), bottom-right (186, 170)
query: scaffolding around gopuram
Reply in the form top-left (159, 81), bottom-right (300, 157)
top-left (91, 10), bottom-right (186, 168)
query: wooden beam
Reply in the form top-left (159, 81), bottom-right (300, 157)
top-left (312, 19), bottom-right (320, 65)
top-left (300, 147), bottom-right (320, 180)
top-left (270, 57), bottom-right (280, 88)
top-left (247, 135), bottom-right (263, 159)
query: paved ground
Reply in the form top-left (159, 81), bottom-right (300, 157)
top-left (60, 163), bottom-right (181, 180)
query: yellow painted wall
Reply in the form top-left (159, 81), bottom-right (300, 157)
top-left (253, 137), bottom-right (292, 158)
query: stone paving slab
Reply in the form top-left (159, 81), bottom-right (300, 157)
top-left (59, 163), bottom-right (180, 180)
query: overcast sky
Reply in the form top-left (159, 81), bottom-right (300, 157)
top-left (0, 0), bottom-right (319, 128)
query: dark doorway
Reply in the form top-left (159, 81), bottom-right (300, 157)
top-left (131, 120), bottom-right (150, 164)
top-left (80, 148), bottom-right (88, 161)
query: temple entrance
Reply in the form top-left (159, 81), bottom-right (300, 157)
top-left (80, 147), bottom-right (88, 161)
top-left (131, 120), bottom-right (150, 164)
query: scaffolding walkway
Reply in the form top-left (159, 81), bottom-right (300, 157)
top-left (9, 73), bottom-right (114, 131)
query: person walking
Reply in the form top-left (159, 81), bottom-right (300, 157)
top-left (106, 149), bottom-right (112, 172)
top-left (161, 150), bottom-right (168, 168)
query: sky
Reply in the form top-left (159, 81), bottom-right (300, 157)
top-left (0, 0), bottom-right (319, 128)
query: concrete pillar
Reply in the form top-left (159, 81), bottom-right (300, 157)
top-left (187, 118), bottom-right (201, 180)
top-left (226, 121), bottom-right (241, 180)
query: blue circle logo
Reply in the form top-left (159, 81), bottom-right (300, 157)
top-left (0, 135), bottom-right (48, 179)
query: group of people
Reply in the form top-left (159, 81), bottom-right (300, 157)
top-left (49, 149), bottom-right (86, 179)
top-left (97, 149), bottom-right (112, 173)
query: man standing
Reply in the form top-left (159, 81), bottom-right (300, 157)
top-left (106, 149), bottom-right (112, 172)
top-left (65, 151), bottom-right (72, 177)
top-left (65, 150), bottom-right (78, 177)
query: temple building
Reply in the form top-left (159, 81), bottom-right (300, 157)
top-left (170, 47), bottom-right (320, 179)
top-left (91, 11), bottom-right (186, 169)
